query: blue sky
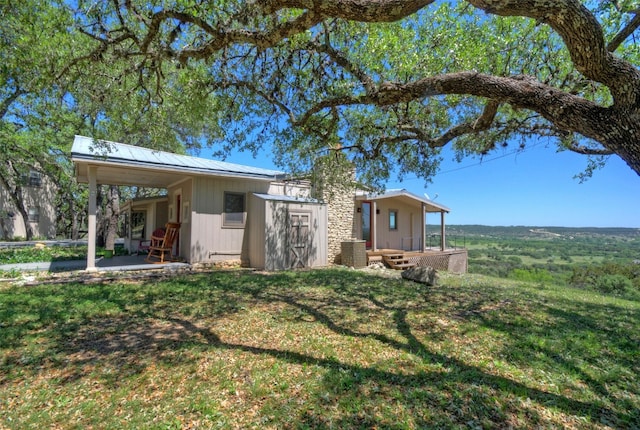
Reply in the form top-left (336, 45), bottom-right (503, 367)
top-left (207, 143), bottom-right (640, 228)
top-left (388, 145), bottom-right (640, 228)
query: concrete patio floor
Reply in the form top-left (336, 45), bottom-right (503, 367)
top-left (0, 254), bottom-right (190, 273)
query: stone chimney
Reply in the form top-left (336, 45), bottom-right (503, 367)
top-left (312, 154), bottom-right (356, 265)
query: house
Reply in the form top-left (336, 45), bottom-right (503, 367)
top-left (71, 135), bottom-right (326, 271)
top-left (72, 135), bottom-right (467, 272)
top-left (352, 189), bottom-right (468, 273)
top-left (0, 168), bottom-right (57, 240)
top-left (354, 188), bottom-right (449, 251)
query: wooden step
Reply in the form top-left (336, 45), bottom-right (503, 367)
top-left (391, 262), bottom-right (416, 269)
top-left (382, 253), bottom-right (416, 270)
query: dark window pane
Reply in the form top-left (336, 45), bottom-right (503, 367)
top-left (224, 192), bottom-right (245, 226)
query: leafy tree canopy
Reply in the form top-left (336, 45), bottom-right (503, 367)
top-left (1, 0), bottom-right (227, 238)
top-left (64, 1), bottom-right (640, 187)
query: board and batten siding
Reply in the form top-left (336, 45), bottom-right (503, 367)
top-left (376, 199), bottom-right (424, 250)
top-left (247, 194), bottom-right (267, 269)
top-left (189, 176), bottom-right (273, 264)
top-left (249, 195), bottom-right (328, 270)
top-left (355, 199), bottom-right (425, 251)
top-left (167, 178), bottom-right (193, 262)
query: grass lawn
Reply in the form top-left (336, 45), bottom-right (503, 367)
top-left (1, 268), bottom-right (638, 429)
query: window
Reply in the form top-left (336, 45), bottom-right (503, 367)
top-left (28, 207), bottom-right (40, 223)
top-left (21, 170), bottom-right (42, 187)
top-left (389, 210), bottom-right (398, 230)
top-left (131, 211), bottom-right (146, 239)
top-left (223, 192), bottom-right (246, 227)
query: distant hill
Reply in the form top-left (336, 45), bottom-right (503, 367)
top-left (446, 225), bottom-right (640, 238)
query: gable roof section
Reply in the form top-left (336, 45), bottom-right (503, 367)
top-left (71, 135), bottom-right (285, 187)
top-left (356, 188), bottom-right (450, 213)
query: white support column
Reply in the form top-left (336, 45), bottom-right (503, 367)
top-left (86, 166), bottom-right (98, 272)
top-left (440, 211), bottom-right (446, 252)
top-left (371, 200), bottom-right (378, 251)
top-left (421, 203), bottom-right (426, 252)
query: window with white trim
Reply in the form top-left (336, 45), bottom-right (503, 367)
top-left (223, 192), bottom-right (246, 227)
top-left (22, 170), bottom-right (42, 187)
top-left (28, 207), bottom-right (40, 223)
top-left (389, 210), bottom-right (398, 230)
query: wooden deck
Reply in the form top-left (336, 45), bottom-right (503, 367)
top-left (367, 248), bottom-right (468, 273)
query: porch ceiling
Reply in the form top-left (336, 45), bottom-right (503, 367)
top-left (75, 161), bottom-right (186, 188)
top-left (356, 189), bottom-right (450, 213)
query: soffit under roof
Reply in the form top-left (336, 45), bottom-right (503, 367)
top-left (355, 189), bottom-right (450, 213)
top-left (71, 135), bottom-right (285, 187)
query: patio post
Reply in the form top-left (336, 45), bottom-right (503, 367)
top-left (86, 165), bottom-right (98, 272)
top-left (421, 203), bottom-right (426, 252)
top-left (371, 200), bottom-right (377, 251)
top-left (440, 211), bottom-right (446, 251)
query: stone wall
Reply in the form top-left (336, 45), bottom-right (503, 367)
top-left (323, 181), bottom-right (356, 265)
top-left (312, 159), bottom-right (356, 265)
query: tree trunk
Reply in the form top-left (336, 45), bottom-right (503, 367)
top-left (96, 185), bottom-right (105, 247)
top-left (15, 203), bottom-right (34, 241)
top-left (0, 216), bottom-right (8, 240)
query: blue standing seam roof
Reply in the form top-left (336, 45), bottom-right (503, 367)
top-left (71, 135), bottom-right (285, 178)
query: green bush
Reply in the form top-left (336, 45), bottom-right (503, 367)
top-left (507, 256), bottom-right (522, 264)
top-left (569, 263), bottom-right (639, 298)
top-left (593, 274), bottom-right (633, 295)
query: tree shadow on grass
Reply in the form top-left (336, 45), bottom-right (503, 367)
top-left (473, 290), bottom-right (640, 413)
top-left (1, 269), bottom-right (638, 427)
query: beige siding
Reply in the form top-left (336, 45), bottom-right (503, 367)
top-left (247, 196), bottom-right (328, 270)
top-left (0, 174), bottom-right (57, 239)
top-left (247, 194), bottom-right (267, 269)
top-left (375, 199), bottom-right (423, 250)
top-left (264, 200), bottom-right (327, 270)
top-left (267, 180), bottom-right (312, 197)
top-left (354, 199), bottom-right (425, 251)
top-left (189, 176), bottom-right (273, 264)
top-left (166, 179), bottom-right (194, 261)
top-left (156, 201), bottom-right (169, 227)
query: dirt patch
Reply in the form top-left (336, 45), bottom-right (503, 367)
top-left (64, 317), bottom-right (208, 365)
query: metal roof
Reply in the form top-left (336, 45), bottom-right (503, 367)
top-left (71, 135), bottom-right (285, 186)
top-left (356, 188), bottom-right (450, 213)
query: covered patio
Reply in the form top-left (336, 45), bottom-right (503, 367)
top-left (71, 136), bottom-right (196, 272)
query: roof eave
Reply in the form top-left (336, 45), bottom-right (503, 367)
top-left (355, 189), bottom-right (450, 212)
top-left (72, 153), bottom-right (280, 182)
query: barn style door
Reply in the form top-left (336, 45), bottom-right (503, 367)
top-left (289, 212), bottom-right (311, 268)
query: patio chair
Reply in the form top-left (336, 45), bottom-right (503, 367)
top-left (136, 228), bottom-right (165, 255)
top-left (145, 222), bottom-right (181, 263)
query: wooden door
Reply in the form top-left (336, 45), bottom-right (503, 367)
top-left (289, 212), bottom-right (311, 268)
